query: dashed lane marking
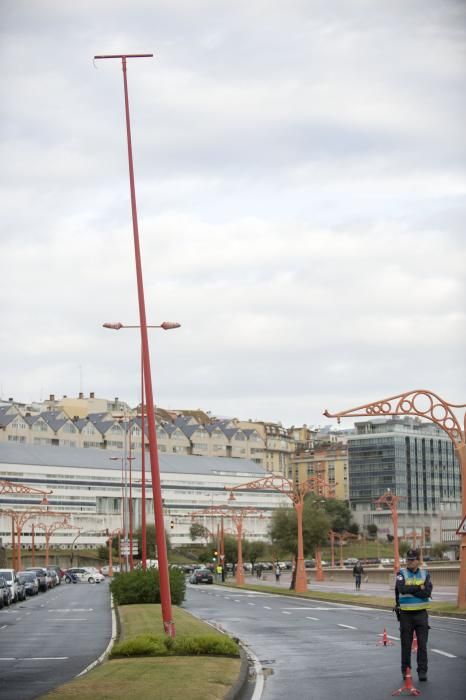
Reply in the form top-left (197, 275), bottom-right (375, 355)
top-left (0, 625), bottom-right (7, 630)
top-left (263, 606), bottom-right (271, 610)
top-left (281, 611), bottom-right (291, 615)
top-left (337, 624), bottom-right (357, 630)
top-left (432, 649), bottom-right (457, 658)
top-left (306, 616), bottom-right (319, 621)
top-left (248, 603), bottom-right (256, 606)
top-left (46, 618), bottom-right (88, 621)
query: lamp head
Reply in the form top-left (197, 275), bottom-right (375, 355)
top-left (103, 322), bottom-right (123, 330)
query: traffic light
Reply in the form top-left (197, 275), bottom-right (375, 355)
top-left (212, 550), bottom-right (218, 561)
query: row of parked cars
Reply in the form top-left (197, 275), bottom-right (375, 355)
top-left (0, 565), bottom-right (106, 607)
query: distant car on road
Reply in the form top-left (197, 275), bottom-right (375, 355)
top-left (189, 568), bottom-right (214, 585)
top-left (64, 567), bottom-right (105, 584)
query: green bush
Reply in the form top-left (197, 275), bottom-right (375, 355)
top-left (111, 635), bottom-right (167, 658)
top-left (110, 633), bottom-right (240, 659)
top-left (110, 567), bottom-right (185, 605)
top-left (173, 634), bottom-right (240, 657)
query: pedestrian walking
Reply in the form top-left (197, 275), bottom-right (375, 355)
top-left (395, 548), bottom-right (432, 683)
top-left (256, 563), bottom-right (262, 579)
top-left (352, 560), bottom-right (364, 590)
top-left (275, 562), bottom-right (281, 583)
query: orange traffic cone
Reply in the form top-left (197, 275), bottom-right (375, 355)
top-left (411, 632), bottom-right (418, 653)
top-left (392, 667), bottom-right (421, 696)
top-left (376, 627), bottom-right (394, 646)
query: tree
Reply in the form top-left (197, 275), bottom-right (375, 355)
top-left (243, 540), bottom-right (265, 568)
top-left (270, 502), bottom-right (331, 557)
top-left (367, 523), bottom-right (378, 538)
top-left (189, 523), bottom-right (210, 543)
top-left (134, 525), bottom-right (171, 561)
top-left (321, 497), bottom-right (355, 533)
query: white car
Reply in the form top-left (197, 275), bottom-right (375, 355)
top-left (64, 567), bottom-right (105, 584)
top-left (101, 564), bottom-right (120, 576)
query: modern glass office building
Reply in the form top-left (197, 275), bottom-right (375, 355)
top-left (348, 416), bottom-right (461, 515)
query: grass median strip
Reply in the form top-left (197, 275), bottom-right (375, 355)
top-left (41, 605), bottom-right (241, 700)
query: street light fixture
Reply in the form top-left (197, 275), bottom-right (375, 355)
top-left (375, 489), bottom-right (403, 573)
top-left (226, 474), bottom-right (335, 593)
top-left (104, 320), bottom-right (180, 573)
top-left (324, 388), bottom-right (466, 608)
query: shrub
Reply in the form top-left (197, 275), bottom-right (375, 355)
top-left (173, 634), bottom-right (240, 657)
top-left (110, 567), bottom-right (185, 605)
top-left (110, 633), bottom-right (240, 659)
top-left (110, 634), bottom-right (167, 658)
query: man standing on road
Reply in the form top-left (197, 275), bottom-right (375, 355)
top-left (395, 548), bottom-right (432, 683)
top-left (352, 560), bottom-right (364, 590)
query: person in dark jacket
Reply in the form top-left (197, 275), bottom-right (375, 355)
top-left (352, 561), bottom-right (364, 589)
top-left (395, 549), bottom-right (432, 682)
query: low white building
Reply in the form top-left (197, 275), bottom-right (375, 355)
top-left (0, 443), bottom-right (288, 551)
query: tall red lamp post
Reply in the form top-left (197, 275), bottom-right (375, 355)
top-left (95, 53), bottom-right (175, 635)
top-left (324, 389), bottom-right (466, 608)
top-left (226, 475), bottom-right (335, 593)
top-left (104, 320), bottom-right (180, 572)
top-left (34, 518), bottom-right (79, 567)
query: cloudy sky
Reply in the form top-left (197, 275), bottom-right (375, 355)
top-left (1, 1), bottom-right (465, 429)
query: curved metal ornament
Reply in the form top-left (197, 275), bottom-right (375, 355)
top-left (324, 389), bottom-right (465, 448)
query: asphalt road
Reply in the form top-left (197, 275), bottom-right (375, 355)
top-left (184, 583), bottom-right (466, 700)
top-left (243, 572), bottom-right (458, 602)
top-left (0, 580), bottom-right (112, 700)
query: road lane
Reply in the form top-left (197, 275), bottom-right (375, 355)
top-left (0, 581), bottom-right (111, 699)
top-left (184, 584), bottom-right (466, 700)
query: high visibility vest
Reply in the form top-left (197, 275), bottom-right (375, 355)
top-left (397, 567), bottom-right (431, 611)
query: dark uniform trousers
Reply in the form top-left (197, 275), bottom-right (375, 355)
top-left (399, 608), bottom-right (429, 674)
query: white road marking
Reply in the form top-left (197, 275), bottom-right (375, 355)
top-left (387, 635), bottom-right (399, 641)
top-left (282, 611), bottom-right (291, 615)
top-left (306, 616), bottom-right (319, 621)
top-left (0, 625), bottom-right (7, 630)
top-left (234, 599), bottom-right (241, 603)
top-left (47, 618), bottom-right (88, 621)
top-left (0, 657), bottom-right (68, 661)
top-left (224, 596), bottom-right (230, 599)
top-left (248, 602), bottom-right (256, 606)
top-left (15, 618), bottom-right (22, 622)
top-left (282, 607), bottom-right (322, 610)
top-left (263, 606), bottom-right (271, 609)
top-left (338, 624), bottom-right (357, 630)
top-left (431, 649), bottom-right (457, 658)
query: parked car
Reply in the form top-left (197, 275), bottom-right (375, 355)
top-left (63, 567), bottom-right (105, 584)
top-left (17, 572), bottom-right (39, 596)
top-left (47, 569), bottom-right (59, 587)
top-left (15, 576), bottom-right (27, 601)
top-left (189, 568), bottom-right (214, 584)
top-left (25, 567), bottom-right (48, 592)
top-left (101, 564), bottom-right (120, 576)
top-left (344, 558), bottom-right (359, 566)
top-left (304, 559), bottom-right (316, 568)
top-left (0, 576), bottom-right (12, 607)
top-left (0, 569), bottom-right (21, 603)
top-left (47, 565), bottom-right (64, 583)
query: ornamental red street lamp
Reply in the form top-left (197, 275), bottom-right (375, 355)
top-left (95, 53), bottom-right (175, 635)
top-left (0, 480), bottom-right (52, 569)
top-left (375, 490), bottom-right (403, 573)
top-left (0, 508), bottom-right (63, 571)
top-left (34, 518), bottom-right (80, 567)
top-left (226, 475), bottom-right (336, 593)
top-left (104, 320), bottom-right (180, 572)
top-left (191, 505), bottom-right (260, 585)
top-left (324, 389), bottom-right (466, 608)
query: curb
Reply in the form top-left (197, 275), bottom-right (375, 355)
top-left (76, 591), bottom-right (118, 677)
top-left (185, 608), bottom-right (261, 700)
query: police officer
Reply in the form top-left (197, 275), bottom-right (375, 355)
top-left (395, 548), bottom-right (432, 682)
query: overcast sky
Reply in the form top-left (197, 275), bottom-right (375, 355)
top-left (1, 1), bottom-right (465, 429)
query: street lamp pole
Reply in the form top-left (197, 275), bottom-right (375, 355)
top-left (95, 53), bottom-right (175, 635)
top-left (375, 490), bottom-right (402, 573)
top-left (104, 320), bottom-right (180, 574)
top-left (324, 389), bottom-right (466, 608)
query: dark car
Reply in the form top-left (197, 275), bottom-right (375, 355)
top-left (0, 576), bottom-right (12, 607)
top-left (189, 568), bottom-right (214, 584)
top-left (15, 576), bottom-right (27, 602)
top-left (17, 572), bottom-right (39, 596)
top-left (25, 567), bottom-right (48, 592)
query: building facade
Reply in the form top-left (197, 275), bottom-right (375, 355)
top-left (348, 416), bottom-right (462, 544)
top-left (0, 443), bottom-right (288, 551)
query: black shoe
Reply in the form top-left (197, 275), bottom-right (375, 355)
top-left (418, 672), bottom-right (427, 682)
